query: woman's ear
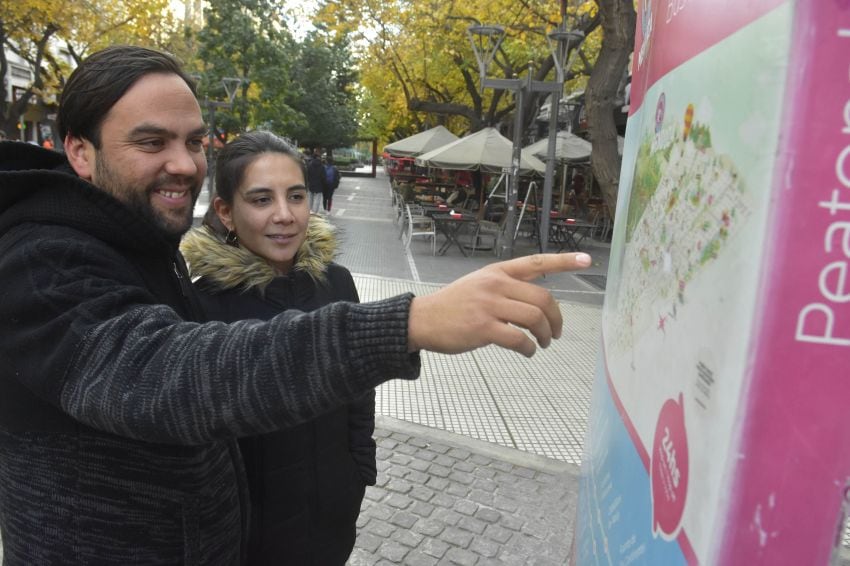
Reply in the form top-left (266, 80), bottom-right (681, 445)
top-left (213, 197), bottom-right (234, 232)
top-left (64, 135), bottom-right (95, 181)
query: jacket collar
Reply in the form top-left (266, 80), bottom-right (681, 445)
top-left (180, 214), bottom-right (338, 293)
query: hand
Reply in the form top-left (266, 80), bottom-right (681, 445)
top-left (407, 252), bottom-right (592, 357)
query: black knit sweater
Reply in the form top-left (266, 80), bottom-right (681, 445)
top-left (0, 141), bottom-right (419, 565)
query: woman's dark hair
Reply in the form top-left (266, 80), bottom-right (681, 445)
top-left (58, 45), bottom-right (196, 147)
top-left (202, 130), bottom-right (307, 238)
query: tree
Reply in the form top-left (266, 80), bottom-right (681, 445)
top-left (194, 0), bottom-right (300, 143)
top-left (286, 31), bottom-right (359, 150)
top-left (319, 0), bottom-right (600, 145)
top-left (0, 0), bottom-right (177, 141)
top-left (585, 0), bottom-right (635, 219)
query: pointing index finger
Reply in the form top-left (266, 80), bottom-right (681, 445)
top-left (495, 252), bottom-right (592, 282)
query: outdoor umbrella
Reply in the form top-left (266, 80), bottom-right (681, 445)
top-left (383, 125), bottom-right (460, 157)
top-left (523, 130), bottom-right (592, 163)
top-left (524, 132), bottom-right (625, 163)
top-left (414, 127), bottom-right (545, 175)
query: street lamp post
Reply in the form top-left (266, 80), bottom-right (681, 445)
top-left (468, 24), bottom-right (584, 255)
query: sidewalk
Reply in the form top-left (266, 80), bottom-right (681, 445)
top-left (324, 170), bottom-right (604, 564)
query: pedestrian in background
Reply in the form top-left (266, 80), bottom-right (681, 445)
top-left (323, 156), bottom-right (340, 212)
top-left (306, 149), bottom-right (327, 214)
top-left (182, 131), bottom-right (374, 564)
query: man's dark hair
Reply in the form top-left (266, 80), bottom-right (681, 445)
top-left (58, 45), bottom-right (197, 148)
top-left (202, 131), bottom-right (308, 240)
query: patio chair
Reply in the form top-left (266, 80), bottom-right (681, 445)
top-left (468, 205), bottom-right (505, 256)
top-left (404, 203), bottom-right (436, 255)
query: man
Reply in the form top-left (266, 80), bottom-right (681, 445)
top-left (323, 156), bottom-right (340, 212)
top-left (0, 46), bottom-right (590, 564)
top-left (306, 148), bottom-right (326, 213)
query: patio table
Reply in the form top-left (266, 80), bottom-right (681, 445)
top-left (432, 213), bottom-right (477, 256)
top-left (550, 219), bottom-right (595, 252)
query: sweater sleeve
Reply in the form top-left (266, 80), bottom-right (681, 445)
top-left (0, 229), bottom-right (420, 445)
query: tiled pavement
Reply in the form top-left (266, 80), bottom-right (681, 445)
top-left (325, 170), bottom-right (604, 564)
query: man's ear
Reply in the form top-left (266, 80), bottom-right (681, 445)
top-left (64, 135), bottom-right (95, 181)
top-left (213, 197), bottom-right (234, 232)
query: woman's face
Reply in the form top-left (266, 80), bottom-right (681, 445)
top-left (214, 152), bottom-right (310, 275)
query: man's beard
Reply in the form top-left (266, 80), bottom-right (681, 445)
top-left (94, 153), bottom-right (200, 239)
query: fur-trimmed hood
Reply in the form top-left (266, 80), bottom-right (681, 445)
top-left (181, 214), bottom-right (338, 293)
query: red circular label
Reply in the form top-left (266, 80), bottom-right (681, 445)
top-left (651, 393), bottom-right (689, 539)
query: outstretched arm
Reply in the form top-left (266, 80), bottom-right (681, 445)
top-left (408, 252), bottom-right (591, 357)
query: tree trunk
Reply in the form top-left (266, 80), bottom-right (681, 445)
top-left (585, 0), bottom-right (635, 220)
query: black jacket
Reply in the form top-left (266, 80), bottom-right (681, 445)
top-left (306, 157), bottom-right (327, 194)
top-left (181, 221), bottom-right (376, 565)
top-left (0, 141), bottom-right (419, 565)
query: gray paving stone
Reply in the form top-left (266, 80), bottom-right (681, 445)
top-left (427, 477), bottom-right (451, 492)
top-left (392, 527), bottom-right (425, 548)
top-left (347, 547), bottom-right (379, 566)
top-left (428, 464), bottom-right (451, 478)
top-left (387, 478), bottom-right (413, 494)
top-left (406, 469), bottom-right (430, 485)
top-left (431, 492), bottom-right (456, 508)
top-left (385, 493), bottom-right (413, 510)
top-left (409, 458), bottom-right (432, 473)
top-left (412, 517), bottom-right (446, 537)
top-left (458, 515), bottom-right (487, 535)
top-left (410, 500), bottom-right (436, 518)
top-left (447, 447), bottom-right (472, 460)
top-left (419, 540), bottom-right (449, 561)
top-left (468, 489), bottom-right (495, 506)
top-left (389, 453), bottom-right (413, 466)
top-left (433, 454), bottom-right (455, 467)
top-left (364, 487), bottom-right (384, 501)
top-left (448, 470), bottom-right (474, 485)
top-left (365, 519), bottom-right (396, 538)
top-left (445, 483), bottom-right (470, 498)
top-left (431, 507), bottom-right (462, 527)
top-left (355, 532), bottom-right (384, 553)
top-left (474, 507), bottom-right (502, 524)
top-left (386, 466), bottom-right (409, 479)
top-left (453, 499), bottom-right (478, 516)
top-left (390, 432), bottom-right (411, 443)
top-left (472, 477), bottom-right (498, 492)
top-left (492, 496), bottom-right (519, 513)
top-left (377, 540), bottom-right (410, 563)
top-left (483, 523), bottom-right (514, 544)
top-left (389, 510), bottom-right (418, 530)
top-left (363, 504), bottom-right (393, 522)
top-left (439, 526), bottom-right (474, 549)
top-left (469, 454), bottom-right (493, 466)
top-left (410, 485), bottom-right (436, 502)
top-left (402, 550), bottom-right (439, 566)
top-left (469, 536), bottom-right (501, 559)
top-left (453, 460), bottom-right (476, 473)
top-left (428, 443), bottom-right (452, 454)
top-left (443, 546), bottom-right (479, 565)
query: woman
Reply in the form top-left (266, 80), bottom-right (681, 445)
top-left (181, 131), bottom-right (376, 565)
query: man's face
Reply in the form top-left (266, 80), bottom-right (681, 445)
top-left (68, 73), bottom-right (207, 238)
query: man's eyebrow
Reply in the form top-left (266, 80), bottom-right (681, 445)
top-left (127, 124), bottom-right (209, 138)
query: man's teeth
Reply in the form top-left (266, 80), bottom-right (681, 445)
top-left (158, 190), bottom-right (184, 199)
